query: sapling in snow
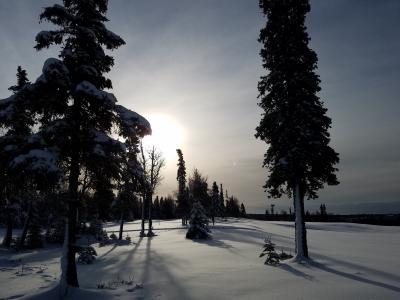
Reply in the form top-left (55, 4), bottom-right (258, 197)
top-left (186, 200), bottom-right (211, 240)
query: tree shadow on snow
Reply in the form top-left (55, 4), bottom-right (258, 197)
top-left (141, 237), bottom-right (194, 300)
top-left (312, 253), bottom-right (400, 283)
top-left (277, 263), bottom-right (315, 281)
top-left (309, 260), bottom-right (400, 293)
top-left (280, 258), bottom-right (400, 293)
top-left (191, 238), bottom-right (237, 253)
top-left (97, 239), bottom-right (133, 260)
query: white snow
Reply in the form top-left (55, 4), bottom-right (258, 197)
top-left (11, 149), bottom-right (59, 173)
top-left (75, 81), bottom-right (117, 105)
top-left (115, 104), bottom-right (152, 137)
top-left (35, 31), bottom-right (53, 44)
top-left (0, 219), bottom-right (399, 300)
top-left (42, 58), bottom-right (69, 77)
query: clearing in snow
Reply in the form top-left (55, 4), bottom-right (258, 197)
top-left (0, 219), bottom-right (399, 299)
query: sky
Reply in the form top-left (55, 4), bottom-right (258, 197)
top-left (0, 0), bottom-right (399, 214)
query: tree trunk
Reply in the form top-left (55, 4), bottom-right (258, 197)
top-left (60, 117), bottom-right (80, 290)
top-left (147, 192), bottom-right (153, 236)
top-left (19, 201), bottom-right (33, 249)
top-left (293, 182), bottom-right (308, 260)
top-left (2, 210), bottom-right (13, 248)
top-left (140, 196), bottom-right (146, 237)
top-left (118, 210), bottom-right (124, 240)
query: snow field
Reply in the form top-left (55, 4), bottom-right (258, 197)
top-left (0, 219), bottom-right (399, 299)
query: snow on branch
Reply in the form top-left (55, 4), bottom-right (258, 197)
top-left (102, 29), bottom-right (125, 49)
top-left (115, 104), bottom-right (151, 138)
top-left (75, 81), bottom-right (117, 105)
top-left (35, 30), bottom-right (63, 49)
top-left (95, 23), bottom-right (125, 49)
top-left (11, 148), bottom-right (60, 174)
top-left (92, 130), bottom-right (125, 155)
top-left (35, 58), bottom-right (70, 86)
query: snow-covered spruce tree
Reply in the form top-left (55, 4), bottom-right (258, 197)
top-left (31, 0), bottom-right (150, 289)
top-left (256, 0), bottom-right (339, 260)
top-left (186, 200), bottom-right (211, 239)
top-left (188, 169), bottom-right (209, 213)
top-left (0, 67), bottom-right (56, 248)
top-left (0, 67), bottom-right (31, 247)
top-left (176, 149), bottom-right (189, 225)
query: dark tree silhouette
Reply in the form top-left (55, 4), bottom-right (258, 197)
top-left (189, 169), bottom-right (209, 213)
top-left (0, 66), bottom-right (36, 248)
top-left (186, 200), bottom-right (210, 240)
top-left (176, 149), bottom-right (189, 225)
top-left (240, 203), bottom-right (247, 217)
top-left (30, 0), bottom-right (150, 291)
top-left (210, 181), bottom-right (219, 225)
top-left (219, 183), bottom-right (225, 218)
top-left (256, 0), bottom-right (339, 260)
top-left (140, 144), bottom-right (165, 237)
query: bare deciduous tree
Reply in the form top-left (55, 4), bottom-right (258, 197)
top-left (139, 143), bottom-right (165, 237)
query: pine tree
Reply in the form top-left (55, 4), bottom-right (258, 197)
top-left (153, 196), bottom-right (161, 219)
top-left (219, 184), bottom-right (225, 218)
top-left (186, 200), bottom-right (211, 240)
top-left (0, 66), bottom-right (46, 248)
top-left (210, 182), bottom-right (219, 225)
top-left (176, 149), bottom-right (189, 225)
top-left (240, 203), bottom-right (247, 217)
top-left (226, 196), bottom-right (241, 217)
top-left (30, 0), bottom-right (150, 289)
top-left (26, 204), bottom-right (44, 249)
top-left (189, 169), bottom-right (209, 213)
top-left (256, 0), bottom-right (339, 260)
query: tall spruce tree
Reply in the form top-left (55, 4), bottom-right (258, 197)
top-left (219, 183), bottom-right (225, 218)
top-left (210, 181), bottom-right (219, 225)
top-left (30, 0), bottom-right (150, 290)
top-left (0, 66), bottom-right (39, 248)
top-left (176, 149), bottom-right (189, 225)
top-left (189, 169), bottom-right (209, 212)
top-left (256, 0), bottom-right (339, 260)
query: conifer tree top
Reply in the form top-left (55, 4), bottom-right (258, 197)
top-left (256, 0), bottom-right (339, 199)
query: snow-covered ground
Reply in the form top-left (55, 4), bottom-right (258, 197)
top-left (1, 219), bottom-right (399, 299)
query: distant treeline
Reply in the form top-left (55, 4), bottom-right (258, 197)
top-left (246, 213), bottom-right (400, 226)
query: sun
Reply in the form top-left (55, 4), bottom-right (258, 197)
top-left (142, 113), bottom-right (184, 159)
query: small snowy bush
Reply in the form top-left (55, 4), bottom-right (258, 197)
top-left (186, 200), bottom-right (211, 240)
top-left (98, 230), bottom-right (110, 246)
top-left (77, 246), bottom-right (97, 264)
top-left (109, 233), bottom-right (117, 240)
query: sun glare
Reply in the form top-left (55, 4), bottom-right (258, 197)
top-left (142, 114), bottom-right (184, 159)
